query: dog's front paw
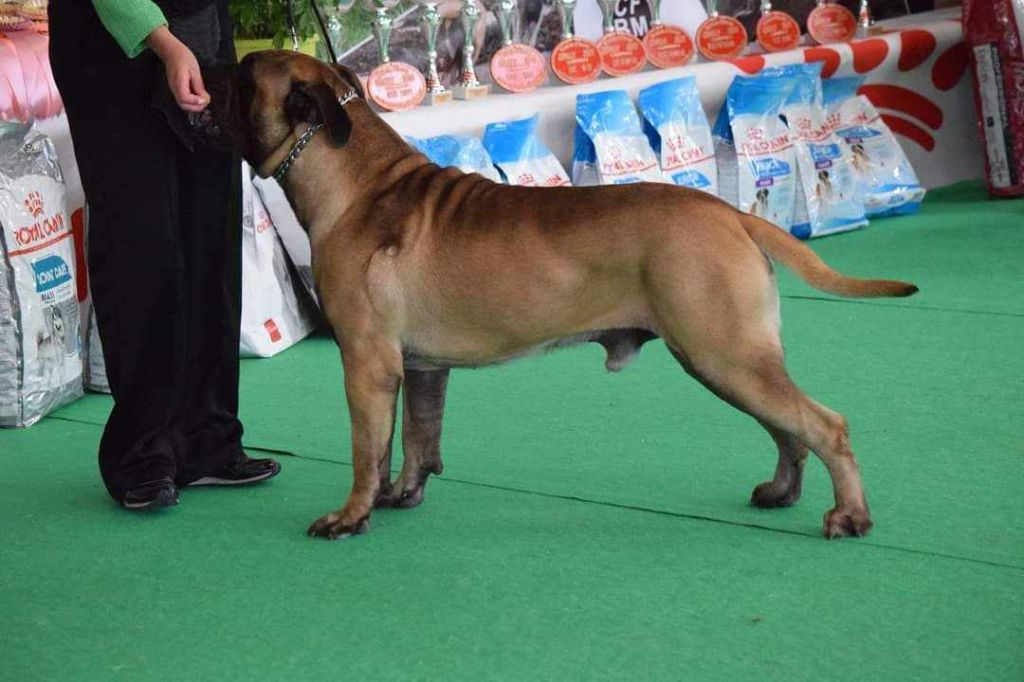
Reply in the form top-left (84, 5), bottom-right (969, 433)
top-left (307, 511), bottom-right (371, 540)
top-left (823, 507), bottom-right (873, 539)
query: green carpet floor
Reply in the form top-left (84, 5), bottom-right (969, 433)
top-left (3, 181), bottom-right (1022, 680)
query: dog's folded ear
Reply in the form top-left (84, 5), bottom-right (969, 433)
top-left (332, 64), bottom-right (365, 100)
top-left (285, 81), bottom-right (353, 148)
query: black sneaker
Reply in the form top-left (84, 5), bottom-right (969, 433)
top-left (186, 454), bottom-right (281, 487)
top-left (122, 478), bottom-right (180, 511)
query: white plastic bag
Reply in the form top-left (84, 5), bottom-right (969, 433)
top-left (240, 162), bottom-right (319, 358)
top-left (573, 90), bottom-right (665, 186)
top-left (639, 76), bottom-right (718, 195)
top-left (407, 135), bottom-right (503, 183)
top-left (0, 123), bottom-right (82, 426)
top-left (713, 73), bottom-right (798, 230)
top-left (482, 114), bottom-right (571, 187)
top-left (823, 77), bottom-right (926, 217)
top-left (778, 64), bottom-right (867, 238)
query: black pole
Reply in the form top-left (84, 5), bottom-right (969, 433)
top-left (285, 0), bottom-right (300, 50)
top-left (308, 1), bottom-right (340, 63)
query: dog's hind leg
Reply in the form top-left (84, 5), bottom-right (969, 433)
top-left (750, 422), bottom-right (808, 508)
top-left (669, 343), bottom-right (872, 538)
top-left (376, 368), bottom-right (450, 510)
top-left (307, 341), bottom-right (403, 540)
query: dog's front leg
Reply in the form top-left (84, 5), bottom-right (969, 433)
top-left (307, 341), bottom-right (402, 540)
top-left (377, 368), bottom-right (450, 509)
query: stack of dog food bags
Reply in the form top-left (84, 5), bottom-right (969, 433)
top-left (638, 77), bottom-right (718, 196)
top-left (77, 207), bottom-right (110, 393)
top-left (407, 135), bottom-right (503, 183)
top-left (0, 122), bottom-right (82, 427)
top-left (83, 304), bottom-right (108, 392)
top-left (777, 63), bottom-right (867, 239)
top-left (822, 77), bottom-right (926, 217)
top-left (482, 114), bottom-right (571, 187)
top-left (239, 161), bottom-right (319, 358)
top-left (963, 0), bottom-right (1024, 198)
top-left (713, 73), bottom-right (798, 231)
top-left (572, 90), bottom-right (665, 186)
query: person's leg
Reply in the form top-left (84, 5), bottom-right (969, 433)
top-left (50, 30), bottom-right (186, 503)
top-left (170, 145), bottom-right (244, 484)
top-left (171, 143), bottom-right (278, 486)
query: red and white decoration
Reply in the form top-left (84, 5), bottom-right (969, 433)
top-left (386, 9), bottom-right (983, 193)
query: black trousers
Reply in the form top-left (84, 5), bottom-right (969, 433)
top-left (49, 0), bottom-right (244, 500)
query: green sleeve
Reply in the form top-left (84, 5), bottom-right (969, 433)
top-left (91, 0), bottom-right (168, 58)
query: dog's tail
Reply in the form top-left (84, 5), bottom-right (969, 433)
top-left (740, 214), bottom-right (918, 298)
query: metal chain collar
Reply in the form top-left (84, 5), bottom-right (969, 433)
top-left (271, 90), bottom-right (360, 182)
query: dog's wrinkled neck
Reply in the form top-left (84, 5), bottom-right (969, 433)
top-left (276, 102), bottom-right (428, 238)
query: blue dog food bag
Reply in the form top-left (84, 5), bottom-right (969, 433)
top-left (638, 77), bottom-right (717, 195)
top-left (573, 90), bottom-right (665, 186)
top-left (407, 134), bottom-right (503, 183)
top-left (713, 73), bottom-right (798, 230)
top-left (482, 114), bottom-right (571, 187)
top-left (778, 64), bottom-right (867, 238)
top-left (822, 77), bottom-right (926, 217)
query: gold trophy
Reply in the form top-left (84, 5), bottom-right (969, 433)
top-left (453, 0), bottom-right (489, 100)
top-left (695, 0), bottom-right (747, 61)
top-left (490, 0), bottom-right (548, 93)
top-left (644, 0), bottom-right (695, 69)
top-left (550, 0), bottom-right (601, 85)
top-left (595, 0), bottom-right (647, 77)
top-left (366, 0), bottom-right (427, 111)
top-left (857, 0), bottom-right (876, 38)
top-left (755, 0), bottom-right (801, 53)
top-left (419, 2), bottom-right (452, 105)
top-left (807, 0), bottom-right (857, 44)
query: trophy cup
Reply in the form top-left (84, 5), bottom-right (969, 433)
top-left (490, 0), bottom-right (548, 93)
top-left (595, 0), bottom-right (647, 77)
top-left (695, 0), bottom-right (747, 61)
top-left (643, 0), bottom-right (695, 69)
top-left (755, 0), bottom-right (801, 53)
top-left (453, 0), bottom-right (489, 100)
top-left (550, 0), bottom-right (601, 85)
top-left (807, 0), bottom-right (857, 44)
top-left (366, 0), bottom-right (427, 111)
top-left (857, 0), bottom-right (875, 38)
top-left (419, 2), bottom-right (452, 105)
top-left (308, 0), bottom-right (357, 63)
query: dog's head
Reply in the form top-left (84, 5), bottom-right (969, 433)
top-left (201, 52), bottom-right (365, 175)
top-left (50, 306), bottom-right (64, 338)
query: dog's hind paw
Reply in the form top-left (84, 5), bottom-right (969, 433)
top-left (750, 480), bottom-right (801, 508)
top-left (307, 511), bottom-right (371, 540)
top-left (823, 508), bottom-right (873, 539)
top-left (374, 485), bottom-right (425, 510)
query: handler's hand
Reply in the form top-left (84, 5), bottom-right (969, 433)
top-left (147, 26), bottom-right (210, 112)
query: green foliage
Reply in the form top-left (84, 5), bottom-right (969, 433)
top-left (229, 0), bottom-right (416, 51)
top-left (228, 0), bottom-right (319, 46)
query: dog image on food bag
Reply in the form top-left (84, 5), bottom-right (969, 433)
top-left (200, 53), bottom-right (919, 542)
top-left (35, 305), bottom-right (66, 384)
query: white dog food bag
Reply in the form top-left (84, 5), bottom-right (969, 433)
top-left (777, 64), bottom-right (867, 239)
top-left (407, 135), bottom-right (503, 183)
top-left (482, 114), bottom-right (571, 187)
top-left (822, 77), bottom-right (926, 217)
top-left (240, 162), bottom-right (319, 358)
top-left (638, 77), bottom-right (718, 196)
top-left (83, 304), bottom-right (109, 393)
top-left (713, 73), bottom-right (798, 230)
top-left (573, 90), bottom-right (665, 186)
top-left (0, 123), bottom-right (82, 427)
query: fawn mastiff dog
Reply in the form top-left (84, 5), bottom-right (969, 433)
top-left (213, 51), bottom-right (917, 541)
